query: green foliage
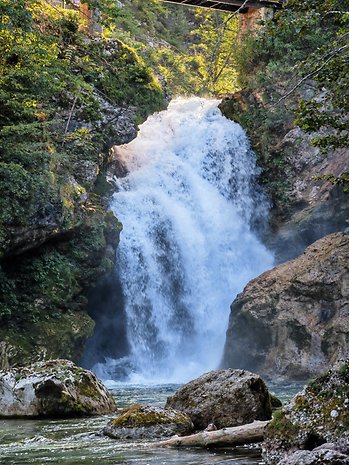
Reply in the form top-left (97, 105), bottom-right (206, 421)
top-left (267, 410), bottom-right (299, 439)
top-left (228, 0), bottom-right (349, 204)
top-left (191, 10), bottom-right (239, 94)
top-left (0, 0), bottom-right (162, 329)
top-left (108, 0), bottom-right (240, 95)
top-left (0, 205), bottom-right (120, 324)
top-left (282, 0), bottom-right (349, 155)
top-left (0, 0), bottom-right (165, 249)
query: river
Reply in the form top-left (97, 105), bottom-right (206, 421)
top-left (0, 383), bottom-right (304, 465)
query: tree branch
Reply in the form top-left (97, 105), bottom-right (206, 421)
top-left (278, 43), bottom-right (348, 103)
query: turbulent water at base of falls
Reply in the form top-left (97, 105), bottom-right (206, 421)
top-left (92, 98), bottom-right (274, 384)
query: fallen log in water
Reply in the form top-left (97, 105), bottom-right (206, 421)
top-left (156, 420), bottom-right (270, 448)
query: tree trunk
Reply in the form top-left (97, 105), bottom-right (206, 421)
top-left (156, 420), bottom-right (270, 448)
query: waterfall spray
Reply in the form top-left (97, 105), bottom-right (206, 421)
top-left (93, 98), bottom-right (274, 383)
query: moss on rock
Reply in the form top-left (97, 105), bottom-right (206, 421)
top-left (103, 405), bottom-right (194, 440)
top-left (0, 359), bottom-right (116, 418)
top-left (263, 361), bottom-right (349, 465)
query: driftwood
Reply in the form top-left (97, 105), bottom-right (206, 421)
top-left (156, 420), bottom-right (270, 448)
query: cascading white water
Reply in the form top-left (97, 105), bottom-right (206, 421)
top-left (94, 98), bottom-right (274, 384)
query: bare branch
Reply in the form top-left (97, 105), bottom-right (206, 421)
top-left (278, 43), bottom-right (348, 103)
top-left (62, 95), bottom-right (78, 147)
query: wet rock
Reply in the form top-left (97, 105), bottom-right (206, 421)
top-left (165, 369), bottom-right (272, 430)
top-left (103, 404), bottom-right (193, 439)
top-left (222, 232), bottom-right (349, 380)
top-left (276, 448), bottom-right (349, 465)
top-left (0, 359), bottom-right (115, 417)
top-left (263, 361), bottom-right (349, 464)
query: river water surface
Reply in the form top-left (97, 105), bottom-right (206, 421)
top-left (0, 383), bottom-right (304, 465)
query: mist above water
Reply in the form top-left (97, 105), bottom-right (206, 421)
top-left (91, 98), bottom-right (274, 384)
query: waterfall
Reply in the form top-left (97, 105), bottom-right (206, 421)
top-left (93, 98), bottom-right (274, 384)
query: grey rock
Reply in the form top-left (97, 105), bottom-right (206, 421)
top-left (222, 233), bottom-right (349, 380)
top-left (276, 448), bottom-right (349, 465)
top-left (0, 359), bottom-right (115, 418)
top-left (165, 369), bottom-right (272, 430)
top-left (263, 361), bottom-right (349, 464)
top-left (103, 405), bottom-right (193, 439)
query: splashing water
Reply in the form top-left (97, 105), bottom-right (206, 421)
top-left (93, 98), bottom-right (274, 383)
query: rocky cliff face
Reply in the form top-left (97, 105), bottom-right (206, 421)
top-left (222, 233), bottom-right (349, 380)
top-left (220, 95), bottom-right (349, 263)
top-left (266, 128), bottom-right (349, 262)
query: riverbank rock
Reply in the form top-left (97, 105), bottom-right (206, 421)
top-left (276, 445), bottom-right (349, 465)
top-left (0, 359), bottom-right (115, 417)
top-left (263, 360), bottom-right (349, 464)
top-left (103, 404), bottom-right (194, 439)
top-left (222, 232), bottom-right (349, 380)
top-left (165, 369), bottom-right (272, 430)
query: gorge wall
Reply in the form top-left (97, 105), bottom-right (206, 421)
top-left (220, 1), bottom-right (349, 378)
top-left (0, 2), bottom-right (167, 369)
top-left (222, 232), bottom-right (349, 380)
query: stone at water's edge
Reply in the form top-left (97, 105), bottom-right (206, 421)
top-left (103, 404), bottom-right (194, 439)
top-left (263, 360), bottom-right (349, 465)
top-left (0, 359), bottom-right (115, 417)
top-left (165, 369), bottom-right (272, 430)
top-left (276, 446), bottom-right (349, 465)
top-left (222, 232), bottom-right (349, 380)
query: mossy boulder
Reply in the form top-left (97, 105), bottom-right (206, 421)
top-left (165, 369), bottom-right (272, 430)
top-left (0, 359), bottom-right (115, 418)
top-left (103, 404), bottom-right (194, 439)
top-left (263, 360), bottom-right (349, 464)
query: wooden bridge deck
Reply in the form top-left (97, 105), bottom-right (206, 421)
top-left (162, 0), bottom-right (280, 13)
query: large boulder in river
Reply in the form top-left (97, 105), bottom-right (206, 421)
top-left (103, 404), bottom-right (194, 439)
top-left (263, 360), bottom-right (349, 465)
top-left (165, 369), bottom-right (272, 430)
top-left (0, 359), bottom-right (115, 417)
top-left (222, 232), bottom-right (349, 380)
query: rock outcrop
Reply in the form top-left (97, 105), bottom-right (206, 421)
top-left (0, 359), bottom-right (115, 417)
top-left (165, 369), bottom-right (272, 430)
top-left (222, 232), bottom-right (349, 380)
top-left (220, 92), bottom-right (349, 264)
top-left (103, 404), bottom-right (193, 439)
top-left (263, 361), bottom-right (349, 464)
top-left (267, 129), bottom-right (349, 262)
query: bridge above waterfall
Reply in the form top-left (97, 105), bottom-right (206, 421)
top-left (161, 0), bottom-right (281, 13)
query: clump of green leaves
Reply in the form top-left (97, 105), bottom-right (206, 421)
top-left (106, 0), bottom-right (240, 96)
